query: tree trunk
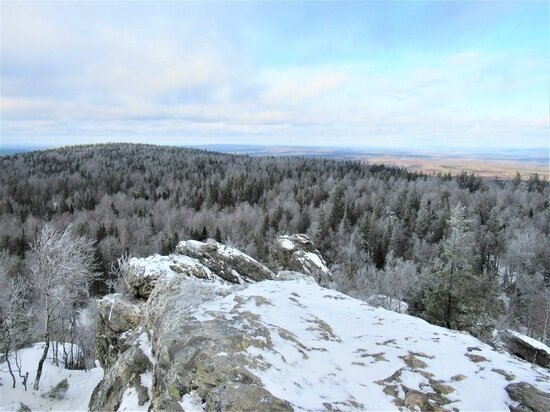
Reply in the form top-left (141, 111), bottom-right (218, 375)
top-left (33, 339), bottom-right (49, 390)
top-left (5, 348), bottom-right (16, 389)
top-left (34, 301), bottom-right (50, 391)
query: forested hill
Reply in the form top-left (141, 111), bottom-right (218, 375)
top-left (0, 143), bottom-right (548, 342)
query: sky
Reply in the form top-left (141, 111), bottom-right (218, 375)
top-left (1, 1), bottom-right (548, 149)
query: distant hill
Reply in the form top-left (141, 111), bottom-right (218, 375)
top-left (0, 145), bottom-right (49, 156)
top-left (195, 144), bottom-right (549, 178)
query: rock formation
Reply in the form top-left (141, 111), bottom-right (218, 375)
top-left (498, 330), bottom-right (550, 369)
top-left (271, 234), bottom-right (330, 281)
top-left (91, 236), bottom-right (550, 411)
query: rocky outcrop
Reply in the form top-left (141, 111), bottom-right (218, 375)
top-left (91, 239), bottom-right (281, 411)
top-left (272, 234), bottom-right (330, 280)
top-left (506, 382), bottom-right (550, 412)
top-left (89, 342), bottom-right (153, 411)
top-left (498, 330), bottom-right (550, 369)
top-left (123, 240), bottom-right (274, 299)
top-left (95, 294), bottom-right (143, 369)
top-left (177, 239), bottom-right (274, 283)
top-left (144, 274), bottom-right (293, 411)
top-left (90, 237), bottom-right (550, 412)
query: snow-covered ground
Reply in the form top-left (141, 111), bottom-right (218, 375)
top-left (0, 343), bottom-right (102, 412)
top-left (190, 277), bottom-right (550, 411)
top-left (6, 278), bottom-right (548, 411)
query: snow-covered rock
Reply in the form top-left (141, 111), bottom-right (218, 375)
top-left (272, 234), bottom-right (330, 280)
top-left (123, 240), bottom-right (274, 299)
top-left (177, 239), bottom-right (275, 283)
top-left (90, 238), bottom-right (550, 412)
top-left (89, 340), bottom-right (153, 412)
top-left (498, 329), bottom-right (550, 369)
top-left (506, 381), bottom-right (550, 412)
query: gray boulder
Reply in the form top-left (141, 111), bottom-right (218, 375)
top-left (122, 241), bottom-right (274, 300)
top-left (92, 239), bottom-right (288, 411)
top-left (97, 294), bottom-right (142, 334)
top-left (144, 274), bottom-right (291, 411)
top-left (176, 239), bottom-right (274, 283)
top-left (123, 254), bottom-right (215, 298)
top-left (95, 294), bottom-right (143, 369)
top-left (205, 382), bottom-right (292, 411)
top-left (498, 330), bottom-right (550, 369)
top-left (272, 234), bottom-right (330, 282)
top-left (506, 382), bottom-right (550, 412)
top-left (89, 344), bottom-right (153, 411)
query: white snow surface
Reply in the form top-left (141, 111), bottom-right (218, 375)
top-left (190, 278), bottom-right (550, 411)
top-left (0, 343), bottom-right (103, 411)
top-left (127, 253), bottom-right (224, 284)
top-left (303, 251), bottom-right (329, 272)
top-left (507, 329), bottom-right (550, 354)
top-left (278, 238), bottom-right (296, 251)
top-left (178, 390), bottom-right (204, 412)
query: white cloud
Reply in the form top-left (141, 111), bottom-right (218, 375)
top-left (261, 68), bottom-right (348, 106)
top-left (1, 2), bottom-right (547, 148)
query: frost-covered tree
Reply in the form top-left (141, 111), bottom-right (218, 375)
top-left (28, 225), bottom-right (96, 390)
top-left (0, 264), bottom-right (30, 389)
top-left (376, 252), bottom-right (417, 312)
top-left (421, 204), bottom-right (501, 334)
top-left (0, 143), bottom-right (548, 341)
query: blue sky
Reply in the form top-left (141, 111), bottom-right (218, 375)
top-left (1, 1), bottom-right (548, 149)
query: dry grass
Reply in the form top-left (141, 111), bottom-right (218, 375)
top-left (358, 156), bottom-right (548, 179)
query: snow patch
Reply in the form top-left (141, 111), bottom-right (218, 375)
top-left (179, 390), bottom-right (204, 412)
top-left (278, 238), bottom-right (296, 251)
top-left (0, 343), bottom-right (103, 411)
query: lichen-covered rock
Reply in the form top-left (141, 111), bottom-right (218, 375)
top-left (205, 382), bottom-right (293, 411)
top-left (89, 345), bottom-right (153, 412)
top-left (97, 294), bottom-right (142, 334)
top-left (176, 239), bottom-right (274, 283)
top-left (272, 234), bottom-right (330, 281)
top-left (95, 294), bottom-right (143, 369)
top-left (123, 253), bottom-right (216, 298)
top-left (506, 382), bottom-right (550, 412)
top-left (122, 240), bottom-right (274, 300)
top-left (498, 330), bottom-right (550, 369)
top-left (144, 274), bottom-right (288, 410)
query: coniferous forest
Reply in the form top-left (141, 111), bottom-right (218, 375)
top-left (0, 143), bottom-right (548, 345)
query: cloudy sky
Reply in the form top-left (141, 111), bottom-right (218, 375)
top-left (1, 1), bottom-right (548, 149)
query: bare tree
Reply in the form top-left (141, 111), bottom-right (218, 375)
top-left (0, 267), bottom-right (29, 389)
top-left (28, 225), bottom-right (96, 390)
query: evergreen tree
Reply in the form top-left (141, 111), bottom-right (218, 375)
top-left (201, 226), bottom-right (208, 241)
top-left (421, 204), bottom-right (500, 334)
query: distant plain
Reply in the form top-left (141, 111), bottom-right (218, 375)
top-left (199, 145), bottom-right (549, 179)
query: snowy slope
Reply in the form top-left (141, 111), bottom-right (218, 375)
top-left (188, 277), bottom-right (550, 411)
top-left (0, 343), bottom-right (103, 411)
